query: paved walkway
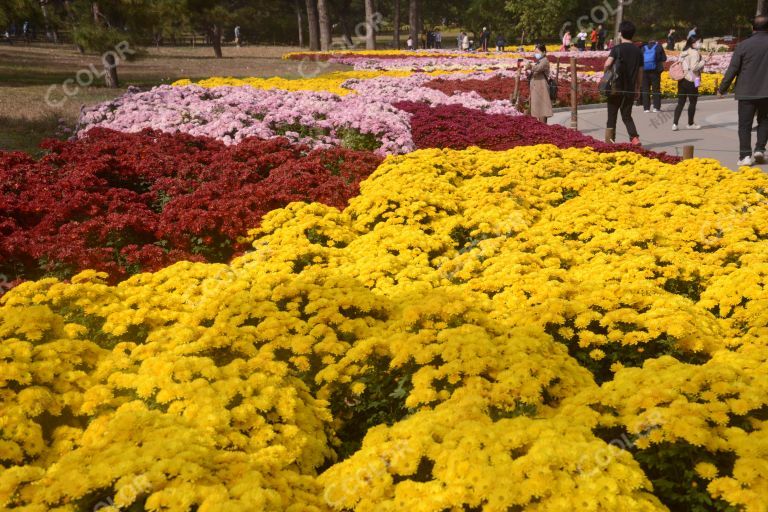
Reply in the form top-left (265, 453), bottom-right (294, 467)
top-left (551, 97), bottom-right (766, 171)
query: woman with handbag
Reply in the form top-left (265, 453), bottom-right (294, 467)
top-left (527, 44), bottom-right (553, 123)
top-left (672, 36), bottom-right (709, 130)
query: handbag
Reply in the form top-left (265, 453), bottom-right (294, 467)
top-left (547, 77), bottom-right (558, 101)
top-left (599, 52), bottom-right (622, 97)
top-left (668, 60), bottom-right (686, 81)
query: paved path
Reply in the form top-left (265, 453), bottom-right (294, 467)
top-left (551, 97), bottom-right (766, 171)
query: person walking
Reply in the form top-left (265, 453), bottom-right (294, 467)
top-left (641, 38), bottom-right (666, 113)
top-left (604, 20), bottom-right (643, 145)
top-left (527, 43), bottom-right (553, 123)
top-left (576, 29), bottom-right (588, 51)
top-left (598, 24), bottom-right (607, 50)
top-left (462, 32), bottom-right (470, 51)
top-left (481, 27), bottom-right (490, 52)
top-left (496, 33), bottom-right (506, 52)
top-left (590, 27), bottom-right (598, 51)
top-left (234, 25), bottom-right (241, 47)
top-left (434, 29), bottom-right (442, 49)
top-left (562, 30), bottom-right (572, 51)
top-left (672, 36), bottom-right (707, 131)
top-left (718, 15), bottom-right (768, 166)
top-left (407, 35), bottom-right (414, 50)
top-left (667, 28), bottom-right (677, 50)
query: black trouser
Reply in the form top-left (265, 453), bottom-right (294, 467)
top-left (738, 98), bottom-right (768, 159)
top-left (607, 93), bottom-right (639, 139)
top-left (673, 79), bottom-right (699, 126)
top-left (642, 70), bottom-right (662, 111)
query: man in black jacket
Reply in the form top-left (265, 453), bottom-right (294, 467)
top-left (718, 15), bottom-right (768, 166)
top-left (604, 20), bottom-right (643, 146)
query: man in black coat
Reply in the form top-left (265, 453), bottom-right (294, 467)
top-left (718, 15), bottom-right (768, 166)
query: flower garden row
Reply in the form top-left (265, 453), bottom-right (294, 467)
top-left (2, 143), bottom-right (768, 511)
top-left (2, 50), bottom-right (767, 512)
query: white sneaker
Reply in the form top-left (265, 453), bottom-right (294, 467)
top-left (687, 124), bottom-right (701, 130)
top-left (754, 151), bottom-right (766, 164)
top-left (672, 124), bottom-right (679, 131)
top-left (737, 156), bottom-right (755, 166)
top-left (652, 108), bottom-right (660, 113)
top-left (643, 109), bottom-right (651, 113)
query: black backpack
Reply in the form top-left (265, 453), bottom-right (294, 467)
top-left (599, 51), bottom-right (622, 97)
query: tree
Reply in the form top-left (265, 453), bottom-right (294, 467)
top-left (409, 0), bottom-right (418, 44)
top-left (393, 0), bottom-right (400, 48)
top-left (318, 0), bottom-right (331, 50)
top-left (364, 0), bottom-right (375, 49)
top-left (758, 0), bottom-right (766, 15)
top-left (505, 0), bottom-right (576, 41)
top-left (306, 0), bottom-right (320, 50)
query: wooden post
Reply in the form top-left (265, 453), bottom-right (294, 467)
top-left (513, 62), bottom-right (522, 107)
top-left (555, 58), bottom-right (560, 106)
top-left (683, 145), bottom-right (694, 159)
top-left (605, 128), bottom-right (615, 142)
top-left (570, 56), bottom-right (578, 129)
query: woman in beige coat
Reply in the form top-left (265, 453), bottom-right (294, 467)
top-left (527, 44), bottom-right (553, 123)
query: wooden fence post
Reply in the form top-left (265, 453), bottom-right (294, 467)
top-left (570, 56), bottom-right (578, 129)
top-left (683, 145), bottom-right (694, 159)
top-left (513, 62), bottom-right (522, 107)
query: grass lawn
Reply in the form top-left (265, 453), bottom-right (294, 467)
top-left (0, 43), bottom-right (350, 154)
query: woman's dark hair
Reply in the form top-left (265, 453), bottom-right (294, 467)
top-left (755, 15), bottom-right (768, 31)
top-left (535, 43), bottom-right (546, 53)
top-left (618, 20), bottom-right (636, 39)
top-left (683, 35), bottom-right (699, 50)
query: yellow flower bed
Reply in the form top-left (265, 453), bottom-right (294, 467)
top-left (661, 71), bottom-right (724, 96)
top-left (282, 45), bottom-right (562, 61)
top-left (3, 146), bottom-right (768, 511)
top-left (172, 70), bottom-right (412, 95)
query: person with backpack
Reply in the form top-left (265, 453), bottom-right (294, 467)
top-left (672, 36), bottom-right (707, 131)
top-left (526, 43), bottom-right (554, 123)
top-left (641, 39), bottom-right (666, 113)
top-left (718, 15), bottom-right (768, 166)
top-left (603, 20), bottom-right (643, 146)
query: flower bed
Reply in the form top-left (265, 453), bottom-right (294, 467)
top-left (3, 145), bottom-right (767, 511)
top-left (78, 85), bottom-right (416, 154)
top-left (396, 101), bottom-right (681, 163)
top-left (423, 73), bottom-right (603, 106)
top-left (0, 129), bottom-right (381, 284)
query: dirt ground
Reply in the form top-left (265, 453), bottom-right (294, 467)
top-left (0, 43), bottom-right (350, 153)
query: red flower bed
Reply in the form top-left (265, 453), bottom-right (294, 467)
top-left (424, 74), bottom-right (602, 106)
top-left (0, 129), bottom-right (382, 285)
top-left (394, 101), bottom-right (681, 164)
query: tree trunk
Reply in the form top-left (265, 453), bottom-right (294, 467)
top-left (103, 52), bottom-right (119, 88)
top-left (393, 0), bottom-right (400, 49)
top-left (758, 0), bottom-right (766, 15)
top-left (92, 1), bottom-right (100, 23)
top-left (364, 0), bottom-right (376, 49)
top-left (294, 0), bottom-right (304, 47)
top-left (210, 24), bottom-right (223, 58)
top-left (409, 0), bottom-right (418, 45)
top-left (317, 0), bottom-right (331, 50)
top-left (40, 1), bottom-right (58, 43)
top-left (306, 0), bottom-right (320, 51)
